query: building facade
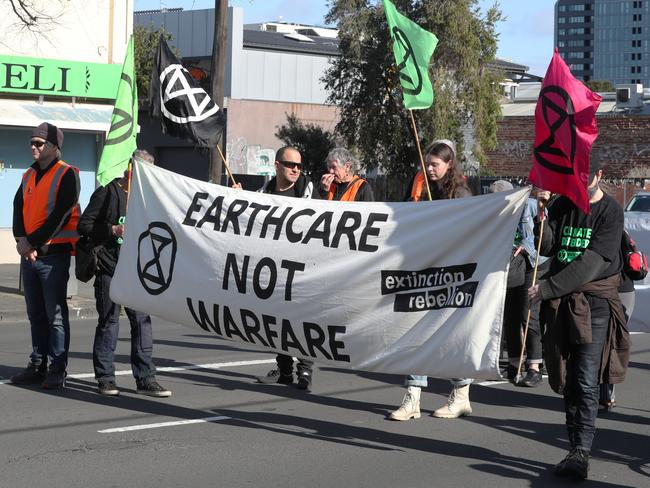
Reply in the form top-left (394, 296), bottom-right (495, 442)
top-left (0, 0), bottom-right (132, 263)
top-left (135, 7), bottom-right (339, 179)
top-left (555, 0), bottom-right (650, 85)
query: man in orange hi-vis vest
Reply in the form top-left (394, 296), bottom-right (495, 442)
top-left (11, 122), bottom-right (80, 390)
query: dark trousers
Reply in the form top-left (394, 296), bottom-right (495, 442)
top-left (564, 312), bottom-right (609, 452)
top-left (276, 354), bottom-right (313, 375)
top-left (504, 264), bottom-right (545, 363)
top-left (21, 253), bottom-right (71, 372)
top-left (93, 272), bottom-right (156, 385)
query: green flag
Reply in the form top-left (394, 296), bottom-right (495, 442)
top-left (383, 0), bottom-right (438, 109)
top-left (96, 36), bottom-right (138, 185)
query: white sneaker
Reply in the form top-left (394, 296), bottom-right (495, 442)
top-left (389, 386), bottom-right (421, 420)
top-left (432, 384), bottom-right (472, 418)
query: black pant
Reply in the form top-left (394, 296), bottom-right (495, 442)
top-left (565, 310), bottom-right (609, 452)
top-left (276, 354), bottom-right (313, 375)
top-left (93, 272), bottom-right (156, 385)
top-left (504, 262), bottom-right (547, 363)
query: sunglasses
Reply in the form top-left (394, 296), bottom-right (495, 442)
top-left (278, 160), bottom-right (302, 170)
top-left (30, 140), bottom-right (47, 148)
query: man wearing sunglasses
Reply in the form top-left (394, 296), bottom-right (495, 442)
top-left (11, 122), bottom-right (81, 389)
top-left (254, 146), bottom-right (316, 391)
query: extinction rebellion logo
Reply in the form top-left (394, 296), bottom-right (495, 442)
top-left (381, 263), bottom-right (479, 312)
top-left (137, 222), bottom-right (177, 295)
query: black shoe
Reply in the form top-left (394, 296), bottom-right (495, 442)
top-left (10, 363), bottom-right (47, 385)
top-left (599, 400), bottom-right (616, 412)
top-left (519, 368), bottom-right (543, 387)
top-left (554, 448), bottom-right (589, 479)
top-left (41, 370), bottom-right (66, 390)
top-left (98, 380), bottom-right (120, 396)
top-left (136, 380), bottom-right (172, 397)
top-left (296, 371), bottom-right (312, 391)
top-left (256, 369), bottom-right (293, 385)
top-left (504, 365), bottom-right (518, 383)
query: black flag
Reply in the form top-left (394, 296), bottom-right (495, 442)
top-left (149, 37), bottom-right (225, 147)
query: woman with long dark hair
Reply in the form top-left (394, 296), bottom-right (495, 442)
top-left (390, 139), bottom-right (474, 421)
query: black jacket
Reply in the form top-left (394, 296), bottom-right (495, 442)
top-left (77, 180), bottom-right (126, 275)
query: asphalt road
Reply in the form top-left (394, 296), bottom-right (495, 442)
top-left (1, 318), bottom-right (649, 488)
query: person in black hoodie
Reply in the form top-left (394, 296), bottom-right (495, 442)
top-left (77, 150), bottom-right (171, 398)
top-left (251, 146), bottom-right (316, 391)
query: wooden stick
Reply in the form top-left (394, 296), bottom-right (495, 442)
top-left (515, 200), bottom-right (546, 384)
top-left (125, 159), bottom-right (133, 212)
top-left (409, 109), bottom-right (432, 201)
top-left (215, 144), bottom-right (237, 186)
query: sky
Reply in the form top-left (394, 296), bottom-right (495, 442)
top-left (133, 0), bottom-right (557, 76)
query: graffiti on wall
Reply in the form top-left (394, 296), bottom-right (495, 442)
top-left (497, 139), bottom-right (650, 177)
top-left (226, 137), bottom-right (276, 176)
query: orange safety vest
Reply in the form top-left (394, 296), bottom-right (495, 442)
top-left (327, 176), bottom-right (367, 202)
top-left (21, 160), bottom-right (81, 248)
top-left (410, 171), bottom-right (426, 202)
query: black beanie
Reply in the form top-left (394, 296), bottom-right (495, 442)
top-left (32, 122), bottom-right (64, 149)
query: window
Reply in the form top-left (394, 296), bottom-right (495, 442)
top-left (637, 66), bottom-right (642, 73)
top-left (632, 66), bottom-right (636, 73)
top-left (559, 17), bottom-right (566, 23)
top-left (559, 29), bottom-right (566, 36)
top-left (569, 16), bottom-right (584, 23)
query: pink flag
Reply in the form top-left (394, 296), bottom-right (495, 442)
top-left (528, 49), bottom-right (602, 213)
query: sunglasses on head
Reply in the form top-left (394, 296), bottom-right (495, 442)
top-left (278, 160), bottom-right (302, 170)
top-left (30, 140), bottom-right (47, 148)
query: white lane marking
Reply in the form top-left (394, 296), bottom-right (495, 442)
top-left (0, 358), bottom-right (277, 385)
top-left (98, 415), bottom-right (230, 433)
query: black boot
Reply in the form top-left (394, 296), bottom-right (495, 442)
top-left (554, 448), bottom-right (589, 479)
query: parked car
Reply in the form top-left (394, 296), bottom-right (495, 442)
top-left (625, 192), bottom-right (650, 212)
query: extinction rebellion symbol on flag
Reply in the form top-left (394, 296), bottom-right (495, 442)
top-left (381, 263), bottom-right (479, 312)
top-left (159, 64), bottom-right (221, 124)
top-left (137, 222), bottom-right (177, 296)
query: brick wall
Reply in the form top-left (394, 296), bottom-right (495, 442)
top-left (484, 114), bottom-right (650, 178)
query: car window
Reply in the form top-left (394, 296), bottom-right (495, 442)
top-left (627, 196), bottom-right (650, 212)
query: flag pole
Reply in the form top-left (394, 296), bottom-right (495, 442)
top-left (215, 144), bottom-right (237, 186)
top-left (514, 201), bottom-right (546, 384)
top-left (409, 109), bottom-right (432, 201)
top-left (125, 159), bottom-right (133, 212)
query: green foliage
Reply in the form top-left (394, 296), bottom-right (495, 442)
top-left (133, 24), bottom-right (179, 101)
top-left (275, 113), bottom-right (337, 178)
top-left (323, 0), bottom-right (503, 177)
top-left (584, 80), bottom-right (615, 92)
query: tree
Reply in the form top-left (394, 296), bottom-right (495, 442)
top-left (585, 80), bottom-right (615, 92)
top-left (133, 24), bottom-right (179, 101)
top-left (323, 0), bottom-right (503, 178)
top-left (275, 114), bottom-right (337, 178)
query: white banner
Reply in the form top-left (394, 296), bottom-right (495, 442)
top-left (111, 163), bottom-right (530, 380)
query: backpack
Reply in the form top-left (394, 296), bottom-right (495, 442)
top-left (74, 236), bottom-right (101, 282)
top-left (622, 230), bottom-right (648, 281)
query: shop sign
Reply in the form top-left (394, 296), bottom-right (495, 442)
top-left (0, 55), bottom-right (122, 100)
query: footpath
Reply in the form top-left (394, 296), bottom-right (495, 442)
top-left (0, 263), bottom-right (96, 322)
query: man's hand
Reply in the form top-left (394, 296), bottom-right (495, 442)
top-left (25, 249), bottom-right (37, 262)
top-left (528, 283), bottom-right (542, 304)
top-left (231, 183), bottom-right (243, 190)
top-left (537, 190), bottom-right (551, 214)
top-left (112, 224), bottom-right (125, 238)
top-left (16, 237), bottom-right (32, 256)
top-left (320, 173), bottom-right (335, 191)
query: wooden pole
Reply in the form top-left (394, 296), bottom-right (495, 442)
top-left (215, 144), bottom-right (237, 186)
top-left (514, 201), bottom-right (546, 384)
top-left (409, 110), bottom-right (432, 201)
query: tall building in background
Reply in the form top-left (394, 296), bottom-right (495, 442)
top-left (555, 0), bottom-right (649, 85)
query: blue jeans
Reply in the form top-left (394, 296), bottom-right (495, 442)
top-left (406, 375), bottom-right (473, 388)
top-left (21, 253), bottom-right (71, 372)
top-left (564, 313), bottom-right (609, 452)
top-left (93, 272), bottom-right (156, 386)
